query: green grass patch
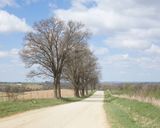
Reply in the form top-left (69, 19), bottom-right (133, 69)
top-left (104, 90), bottom-right (160, 128)
top-left (0, 92), bottom-right (95, 118)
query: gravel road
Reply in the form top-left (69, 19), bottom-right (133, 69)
top-left (0, 91), bottom-right (109, 128)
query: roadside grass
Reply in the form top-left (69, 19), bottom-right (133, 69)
top-left (0, 91), bottom-right (95, 118)
top-left (106, 84), bottom-right (160, 99)
top-left (104, 90), bottom-right (160, 128)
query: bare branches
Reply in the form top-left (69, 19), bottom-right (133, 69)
top-left (20, 17), bottom-right (91, 98)
top-left (63, 43), bottom-right (100, 97)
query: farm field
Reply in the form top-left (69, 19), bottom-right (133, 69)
top-left (0, 89), bottom-right (74, 101)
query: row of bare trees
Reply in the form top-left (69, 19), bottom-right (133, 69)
top-left (63, 43), bottom-right (99, 97)
top-left (20, 17), bottom-right (100, 99)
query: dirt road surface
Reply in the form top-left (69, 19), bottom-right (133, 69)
top-left (0, 91), bottom-right (109, 128)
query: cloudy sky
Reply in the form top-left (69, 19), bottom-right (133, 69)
top-left (0, 0), bottom-right (160, 82)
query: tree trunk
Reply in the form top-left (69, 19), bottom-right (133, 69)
top-left (85, 86), bottom-right (88, 96)
top-left (81, 88), bottom-right (85, 97)
top-left (54, 78), bottom-right (58, 99)
top-left (57, 79), bottom-right (61, 99)
top-left (54, 83), bottom-right (58, 99)
top-left (54, 75), bottom-right (62, 99)
top-left (90, 84), bottom-right (93, 92)
top-left (74, 86), bottom-right (80, 97)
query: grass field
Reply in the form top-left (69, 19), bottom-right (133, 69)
top-left (104, 90), bottom-right (160, 128)
top-left (0, 92), bottom-right (94, 118)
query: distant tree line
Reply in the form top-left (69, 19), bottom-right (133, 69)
top-left (20, 17), bottom-right (100, 99)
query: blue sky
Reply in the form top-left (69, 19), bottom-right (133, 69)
top-left (0, 0), bottom-right (160, 82)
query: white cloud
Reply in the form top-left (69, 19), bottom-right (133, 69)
top-left (0, 0), bottom-right (16, 8)
top-left (49, 2), bottom-right (57, 9)
top-left (89, 44), bottom-right (108, 56)
top-left (10, 48), bottom-right (19, 56)
top-left (0, 48), bottom-right (19, 58)
top-left (104, 53), bottom-right (160, 70)
top-left (0, 10), bottom-right (32, 33)
top-left (55, 0), bottom-right (160, 33)
top-left (106, 54), bottom-right (130, 64)
top-left (54, 0), bottom-right (160, 51)
top-left (134, 56), bottom-right (160, 69)
top-left (146, 44), bottom-right (160, 55)
top-left (105, 31), bottom-right (152, 50)
top-left (0, 51), bottom-right (8, 58)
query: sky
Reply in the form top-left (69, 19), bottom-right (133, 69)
top-left (0, 0), bottom-right (160, 82)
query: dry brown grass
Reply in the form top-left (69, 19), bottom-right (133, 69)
top-left (0, 89), bottom-right (74, 101)
top-left (114, 94), bottom-right (160, 106)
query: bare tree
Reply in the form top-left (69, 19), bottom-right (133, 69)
top-left (63, 43), bottom-right (99, 97)
top-left (62, 43), bottom-right (85, 97)
top-left (79, 50), bottom-right (99, 96)
top-left (20, 17), bottom-right (89, 99)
